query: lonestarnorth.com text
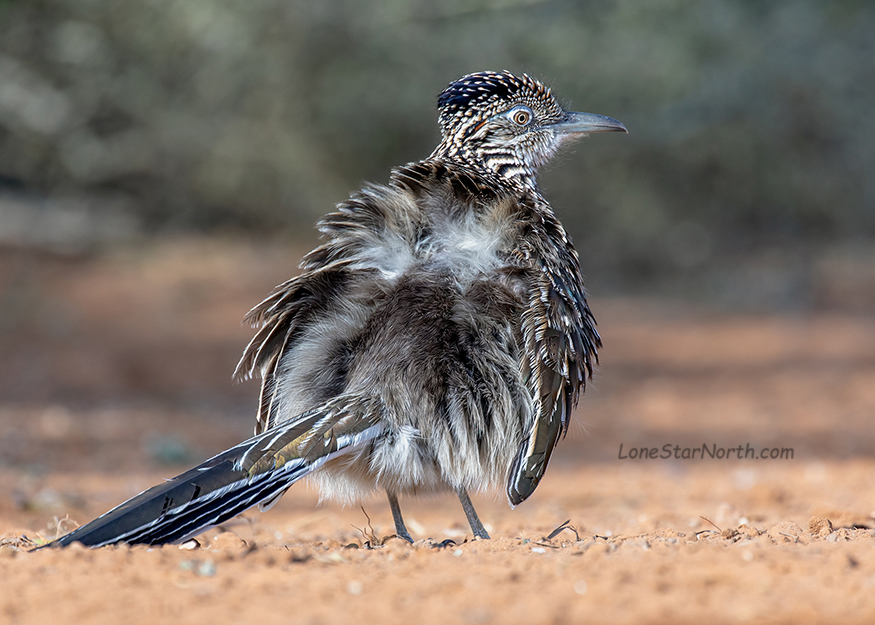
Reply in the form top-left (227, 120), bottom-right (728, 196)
top-left (617, 443), bottom-right (794, 461)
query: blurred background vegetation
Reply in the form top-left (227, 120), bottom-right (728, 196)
top-left (0, 0), bottom-right (873, 309)
top-left (0, 0), bottom-right (874, 486)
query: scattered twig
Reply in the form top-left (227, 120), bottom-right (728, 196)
top-left (700, 516), bottom-right (722, 532)
top-left (545, 519), bottom-right (579, 541)
top-left (351, 506), bottom-right (383, 547)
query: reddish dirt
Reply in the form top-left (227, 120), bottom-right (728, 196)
top-left (1, 238), bottom-right (874, 625)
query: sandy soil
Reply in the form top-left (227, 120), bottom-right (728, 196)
top-left (1, 238), bottom-right (875, 625)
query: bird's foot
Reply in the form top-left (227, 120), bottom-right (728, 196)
top-left (392, 530), bottom-right (414, 544)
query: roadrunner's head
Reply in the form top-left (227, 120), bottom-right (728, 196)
top-left (432, 71), bottom-right (626, 190)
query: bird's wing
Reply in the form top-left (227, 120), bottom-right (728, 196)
top-left (50, 395), bottom-right (383, 547)
top-left (235, 181), bottom-right (422, 435)
top-left (233, 261), bottom-right (356, 434)
top-left (506, 206), bottom-right (600, 506)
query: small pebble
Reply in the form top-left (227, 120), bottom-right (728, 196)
top-left (197, 560), bottom-right (217, 577)
top-left (809, 516), bottom-right (833, 537)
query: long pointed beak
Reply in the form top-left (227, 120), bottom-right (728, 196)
top-left (553, 111), bottom-right (627, 134)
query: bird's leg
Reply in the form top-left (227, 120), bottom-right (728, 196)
top-left (456, 487), bottom-right (490, 539)
top-left (387, 491), bottom-right (414, 543)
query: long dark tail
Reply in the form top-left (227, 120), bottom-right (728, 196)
top-left (50, 396), bottom-right (382, 547)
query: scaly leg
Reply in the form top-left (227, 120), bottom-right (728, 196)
top-left (387, 491), bottom-right (414, 543)
top-left (457, 487), bottom-right (490, 539)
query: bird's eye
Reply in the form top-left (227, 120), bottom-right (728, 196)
top-left (512, 109), bottom-right (531, 126)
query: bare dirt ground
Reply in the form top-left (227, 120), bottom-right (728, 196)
top-left (1, 237), bottom-right (875, 625)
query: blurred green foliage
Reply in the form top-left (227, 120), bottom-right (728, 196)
top-left (0, 0), bottom-right (872, 293)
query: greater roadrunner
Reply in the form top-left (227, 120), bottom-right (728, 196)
top-left (52, 71), bottom-right (626, 547)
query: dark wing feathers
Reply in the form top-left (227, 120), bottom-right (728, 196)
top-left (506, 204), bottom-right (600, 506)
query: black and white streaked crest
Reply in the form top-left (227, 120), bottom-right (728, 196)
top-left (436, 71), bottom-right (559, 128)
top-left (432, 71), bottom-right (570, 190)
